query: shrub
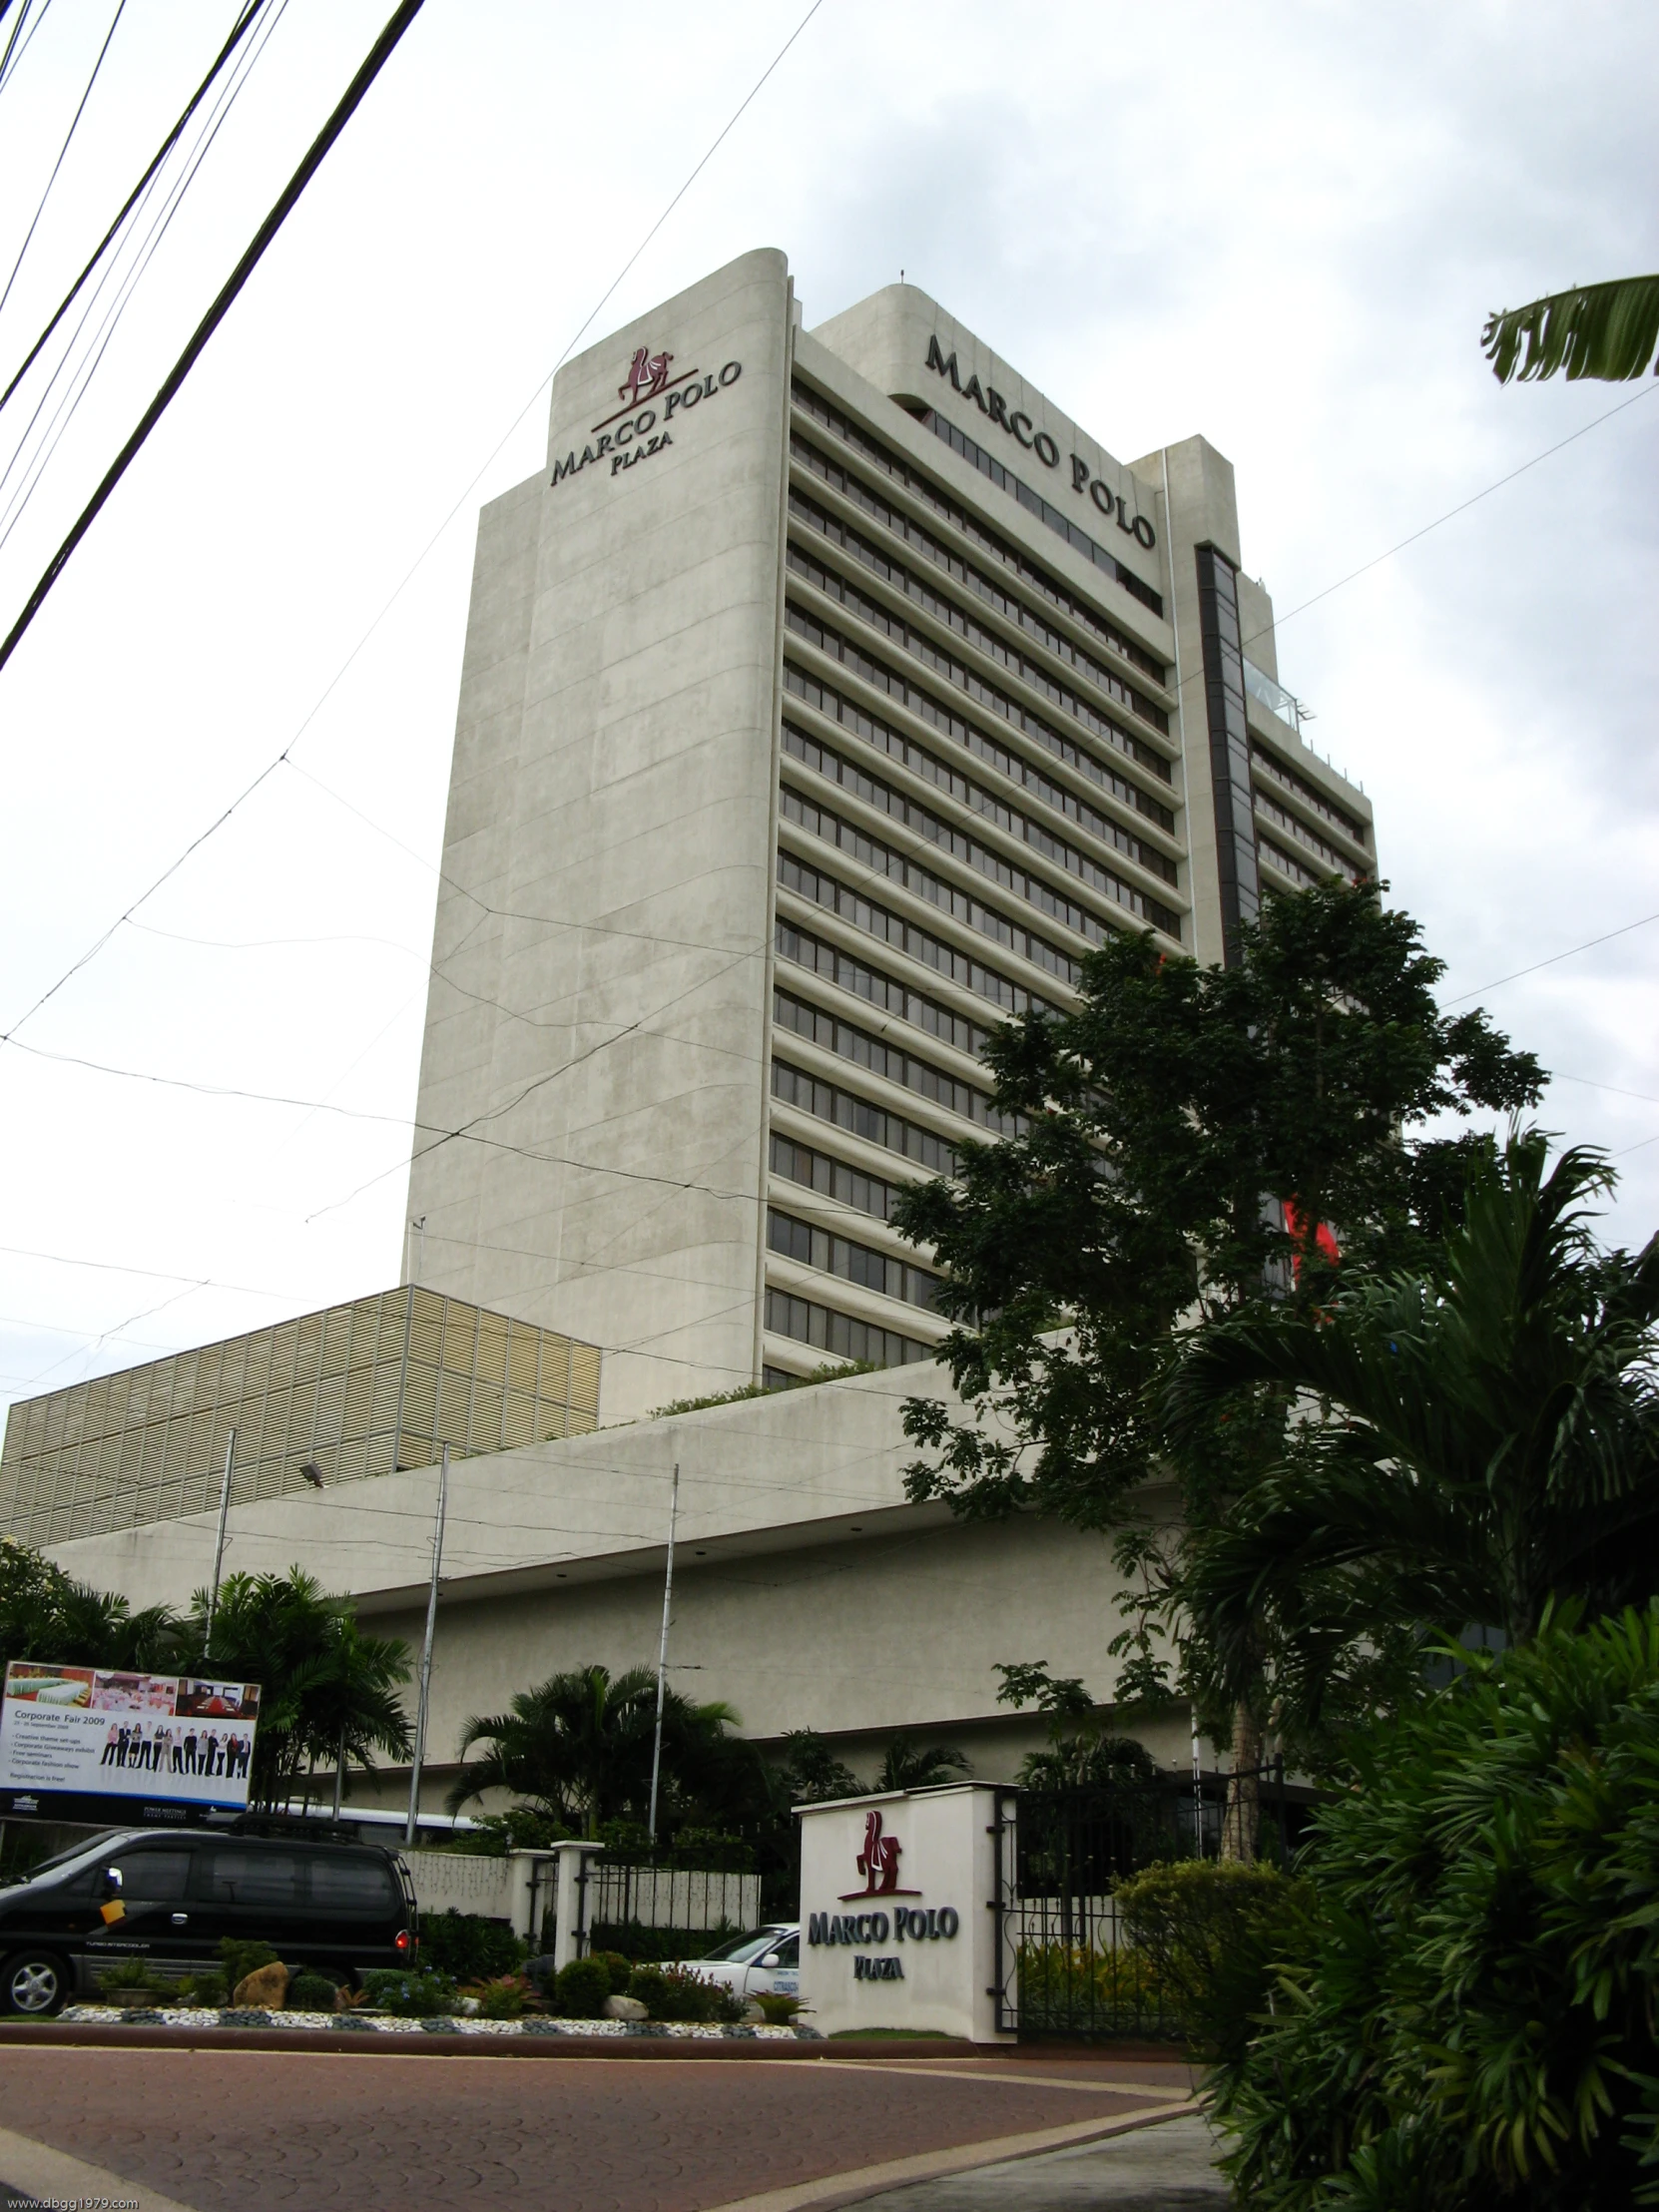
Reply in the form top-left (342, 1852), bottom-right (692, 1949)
top-left (1015, 1940), bottom-right (1182, 2039)
top-left (474, 1973), bottom-right (531, 2018)
top-left (552, 1955), bottom-right (612, 2018)
top-left (287, 1969), bottom-right (341, 2011)
top-left (754, 1992), bottom-right (804, 2025)
top-left (626, 1962), bottom-right (744, 2022)
top-left (1214, 1610), bottom-right (1659, 2210)
top-left (97, 1958), bottom-right (159, 1995)
top-left (593, 1950), bottom-right (634, 1995)
top-left (178, 1970), bottom-right (227, 2006)
top-left (418, 1909), bottom-right (527, 1984)
top-left (358, 1967), bottom-right (458, 2017)
top-left (219, 1937), bottom-right (279, 1992)
top-left (460, 1807), bottom-right (572, 1856)
top-left (1113, 1859), bottom-right (1308, 2061)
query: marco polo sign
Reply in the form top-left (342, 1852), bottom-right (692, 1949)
top-left (797, 1783), bottom-right (1016, 2042)
top-left (550, 343), bottom-right (743, 491)
top-left (924, 334), bottom-right (1157, 552)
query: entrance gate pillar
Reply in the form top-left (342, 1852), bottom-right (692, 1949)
top-left (797, 1784), bottom-right (1017, 2043)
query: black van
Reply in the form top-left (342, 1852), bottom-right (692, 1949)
top-left (0, 1827), bottom-right (418, 2014)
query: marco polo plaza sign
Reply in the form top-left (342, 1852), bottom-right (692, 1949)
top-left (550, 343), bottom-right (742, 490)
top-left (797, 1783), bottom-right (1016, 2042)
top-left (924, 334), bottom-right (1156, 552)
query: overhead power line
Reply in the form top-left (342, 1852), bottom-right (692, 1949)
top-left (0, 0), bottom-right (426, 677)
top-left (0, 0), bottom-right (125, 328)
top-left (0, 1), bottom-right (266, 423)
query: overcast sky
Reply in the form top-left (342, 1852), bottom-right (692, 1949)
top-left (0, 0), bottom-right (1654, 1424)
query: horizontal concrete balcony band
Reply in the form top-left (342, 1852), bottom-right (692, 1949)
top-left (778, 696), bottom-right (1188, 913)
top-left (763, 1252), bottom-right (951, 1344)
top-left (784, 453), bottom-right (1179, 729)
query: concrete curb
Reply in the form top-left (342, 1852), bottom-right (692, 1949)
top-left (0, 2019), bottom-right (985, 2061)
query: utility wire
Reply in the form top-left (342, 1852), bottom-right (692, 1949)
top-left (0, 0), bottom-right (50, 106)
top-left (0, 0), bottom-right (426, 676)
top-left (0, 0), bottom-right (293, 551)
top-left (1441, 906), bottom-right (1659, 1005)
top-left (0, 2), bottom-right (265, 422)
top-left (0, 0), bottom-right (124, 327)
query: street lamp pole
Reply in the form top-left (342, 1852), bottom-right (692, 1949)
top-left (203, 1428), bottom-right (238, 1661)
top-left (647, 1460), bottom-right (680, 1847)
top-left (404, 1443), bottom-right (449, 1849)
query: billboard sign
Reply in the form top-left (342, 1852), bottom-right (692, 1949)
top-left (0, 1661), bottom-right (261, 1823)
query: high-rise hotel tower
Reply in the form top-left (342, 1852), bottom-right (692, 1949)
top-left (406, 251), bottom-right (1375, 1422)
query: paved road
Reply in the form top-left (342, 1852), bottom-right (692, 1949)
top-left (0, 2047), bottom-right (1197, 2212)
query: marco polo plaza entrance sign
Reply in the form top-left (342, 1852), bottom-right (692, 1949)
top-left (797, 1784), bottom-right (1017, 2042)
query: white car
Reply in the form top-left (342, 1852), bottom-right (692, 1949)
top-left (674, 1924), bottom-right (800, 1999)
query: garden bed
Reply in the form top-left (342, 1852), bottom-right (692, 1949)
top-left (57, 2003), bottom-right (822, 2040)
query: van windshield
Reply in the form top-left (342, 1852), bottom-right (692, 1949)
top-left (699, 1927), bottom-right (789, 1964)
top-left (1, 1829), bottom-right (126, 1888)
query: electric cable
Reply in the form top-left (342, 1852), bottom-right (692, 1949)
top-left (1440, 906), bottom-right (1659, 1005)
top-left (0, 0), bottom-right (294, 548)
top-left (0, 0), bottom-right (51, 105)
top-left (0, 2), bottom-right (265, 422)
top-left (0, 0), bottom-right (427, 676)
top-left (0, 0), bottom-right (823, 1036)
top-left (0, 0), bottom-right (125, 327)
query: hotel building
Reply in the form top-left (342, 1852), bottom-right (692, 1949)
top-left (7, 252), bottom-right (1375, 1795)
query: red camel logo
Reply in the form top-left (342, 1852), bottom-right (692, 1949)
top-left (619, 345), bottom-right (673, 404)
top-left (839, 1809), bottom-right (920, 1900)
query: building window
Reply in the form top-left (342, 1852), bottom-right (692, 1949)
top-left (780, 777), bottom-right (1183, 952)
top-left (785, 710), bottom-right (1176, 892)
top-left (1252, 791), bottom-right (1362, 883)
top-left (914, 406), bottom-right (1164, 618)
top-left (786, 605), bottom-right (1174, 837)
top-left (768, 1208), bottom-right (941, 1313)
top-left (771, 989), bottom-right (1021, 1135)
top-left (776, 919), bottom-right (995, 1059)
top-left (764, 1288), bottom-right (935, 1371)
top-left (771, 1132), bottom-right (904, 1225)
top-left (772, 1060), bottom-right (961, 1177)
top-left (792, 381), bottom-right (1167, 664)
top-left (788, 544), bottom-right (1174, 788)
top-left (788, 467), bottom-right (1169, 734)
top-left (1250, 742), bottom-right (1370, 849)
top-left (786, 659), bottom-right (1173, 844)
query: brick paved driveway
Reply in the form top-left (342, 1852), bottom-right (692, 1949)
top-left (0, 2048), bottom-right (1194, 2212)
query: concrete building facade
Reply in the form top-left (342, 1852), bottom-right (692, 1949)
top-left (405, 249), bottom-right (1374, 1425)
top-left (12, 250), bottom-right (1376, 1800)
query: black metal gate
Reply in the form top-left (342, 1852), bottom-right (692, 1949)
top-left (1000, 1764), bottom-right (1307, 2040)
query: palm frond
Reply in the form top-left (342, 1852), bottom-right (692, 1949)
top-left (1483, 275), bottom-right (1659, 384)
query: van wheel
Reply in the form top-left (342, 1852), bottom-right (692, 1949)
top-left (2, 1950), bottom-right (70, 2016)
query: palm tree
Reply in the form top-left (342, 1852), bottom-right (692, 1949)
top-left (177, 1568), bottom-right (411, 1813)
top-left (1484, 275), bottom-right (1659, 382)
top-left (1166, 1134), bottom-right (1659, 1714)
top-left (447, 1664), bottom-right (739, 1836)
top-left (874, 1737), bottom-right (968, 1792)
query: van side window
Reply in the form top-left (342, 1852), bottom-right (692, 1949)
top-left (198, 1849), bottom-right (303, 1907)
top-left (310, 1855), bottom-right (396, 1913)
top-left (104, 1849), bottom-right (193, 1902)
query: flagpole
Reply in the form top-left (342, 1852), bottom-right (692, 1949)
top-left (204, 1428), bottom-right (237, 1661)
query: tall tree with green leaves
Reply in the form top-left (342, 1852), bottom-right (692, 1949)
top-left (1483, 275), bottom-right (1659, 382)
top-left (1167, 1133), bottom-right (1659, 1716)
top-left (448, 1663), bottom-right (740, 1836)
top-left (0, 1536), bottom-right (179, 1674)
top-left (895, 880), bottom-right (1541, 1851)
top-left (175, 1567), bottom-right (410, 1814)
